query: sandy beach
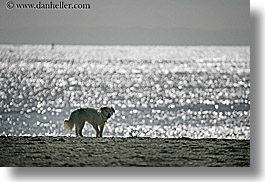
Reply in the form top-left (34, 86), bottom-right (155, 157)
top-left (0, 136), bottom-right (249, 167)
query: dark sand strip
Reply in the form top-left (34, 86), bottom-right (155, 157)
top-left (0, 136), bottom-right (250, 167)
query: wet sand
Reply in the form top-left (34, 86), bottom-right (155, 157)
top-left (0, 136), bottom-right (250, 167)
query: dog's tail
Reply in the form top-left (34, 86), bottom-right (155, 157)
top-left (64, 117), bottom-right (75, 134)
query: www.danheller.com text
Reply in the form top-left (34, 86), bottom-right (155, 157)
top-left (6, 1), bottom-right (91, 10)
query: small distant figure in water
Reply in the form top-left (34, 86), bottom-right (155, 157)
top-left (51, 43), bottom-right (55, 50)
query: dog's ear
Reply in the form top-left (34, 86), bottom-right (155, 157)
top-left (100, 107), bottom-right (107, 111)
top-left (111, 106), bottom-right (115, 113)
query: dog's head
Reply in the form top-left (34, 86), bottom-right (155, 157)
top-left (100, 106), bottom-right (115, 119)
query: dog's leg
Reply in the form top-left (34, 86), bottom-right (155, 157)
top-left (92, 125), bottom-right (100, 137)
top-left (76, 122), bottom-right (85, 137)
top-left (78, 126), bottom-right (84, 137)
top-left (78, 130), bottom-right (83, 137)
top-left (75, 126), bottom-right (79, 137)
top-left (99, 124), bottom-right (105, 137)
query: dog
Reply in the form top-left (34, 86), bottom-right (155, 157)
top-left (64, 106), bottom-right (115, 137)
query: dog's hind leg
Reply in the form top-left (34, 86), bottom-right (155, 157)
top-left (78, 128), bottom-right (84, 137)
top-left (92, 124), bottom-right (100, 137)
top-left (76, 122), bottom-right (85, 137)
top-left (75, 126), bottom-right (79, 137)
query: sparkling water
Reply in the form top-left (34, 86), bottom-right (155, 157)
top-left (0, 45), bottom-right (250, 139)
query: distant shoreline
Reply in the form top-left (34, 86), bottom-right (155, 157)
top-left (0, 136), bottom-right (250, 167)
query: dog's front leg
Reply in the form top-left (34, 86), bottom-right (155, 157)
top-left (92, 125), bottom-right (100, 137)
top-left (99, 124), bottom-right (105, 137)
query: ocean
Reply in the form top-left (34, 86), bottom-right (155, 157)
top-left (0, 45), bottom-right (250, 139)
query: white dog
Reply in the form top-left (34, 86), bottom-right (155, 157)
top-left (64, 106), bottom-right (115, 137)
